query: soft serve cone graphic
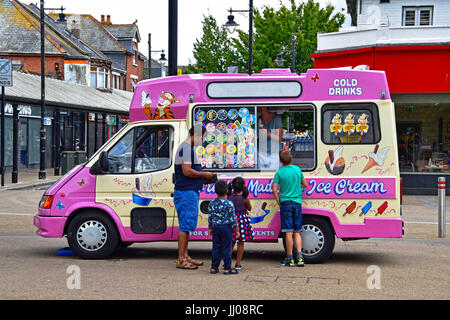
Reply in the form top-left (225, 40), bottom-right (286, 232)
top-left (362, 145), bottom-right (391, 174)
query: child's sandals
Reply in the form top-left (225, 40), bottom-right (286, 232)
top-left (209, 268), bottom-right (219, 274)
top-left (223, 268), bottom-right (239, 275)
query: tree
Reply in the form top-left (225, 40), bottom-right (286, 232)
top-left (184, 15), bottom-right (240, 74)
top-left (232, 0), bottom-right (346, 74)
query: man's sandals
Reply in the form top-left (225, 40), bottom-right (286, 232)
top-left (176, 257), bottom-right (204, 270)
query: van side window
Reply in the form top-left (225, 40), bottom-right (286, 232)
top-left (322, 103), bottom-right (381, 145)
top-left (108, 130), bottom-right (134, 174)
top-left (134, 126), bottom-right (172, 173)
top-left (278, 106), bottom-right (315, 170)
top-left (107, 126), bottom-right (173, 174)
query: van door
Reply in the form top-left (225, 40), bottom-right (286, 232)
top-left (95, 123), bottom-right (177, 241)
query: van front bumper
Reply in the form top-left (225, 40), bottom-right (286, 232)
top-left (33, 215), bottom-right (66, 238)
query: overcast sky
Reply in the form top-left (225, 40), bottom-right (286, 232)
top-left (42, 0), bottom-right (350, 65)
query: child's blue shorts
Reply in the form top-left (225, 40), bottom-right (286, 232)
top-left (280, 201), bottom-right (303, 233)
top-left (174, 190), bottom-right (200, 232)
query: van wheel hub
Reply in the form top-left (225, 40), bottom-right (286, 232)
top-left (76, 221), bottom-right (107, 251)
top-left (301, 224), bottom-right (324, 256)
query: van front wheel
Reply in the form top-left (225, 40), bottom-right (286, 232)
top-left (67, 211), bottom-right (120, 259)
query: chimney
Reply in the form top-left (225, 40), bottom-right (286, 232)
top-left (107, 15), bottom-right (111, 24)
top-left (68, 16), bottom-right (81, 39)
top-left (101, 15), bottom-right (105, 23)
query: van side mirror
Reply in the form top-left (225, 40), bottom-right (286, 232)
top-left (89, 151), bottom-right (109, 175)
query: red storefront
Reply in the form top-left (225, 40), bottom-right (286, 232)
top-left (312, 42), bottom-right (450, 194)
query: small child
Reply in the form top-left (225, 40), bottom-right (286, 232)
top-left (228, 177), bottom-right (254, 270)
top-left (208, 180), bottom-right (240, 275)
top-left (272, 150), bottom-right (308, 267)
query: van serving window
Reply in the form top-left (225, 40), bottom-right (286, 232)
top-left (207, 81), bottom-right (302, 99)
top-left (321, 103), bottom-right (381, 145)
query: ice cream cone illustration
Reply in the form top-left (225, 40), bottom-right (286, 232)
top-left (141, 90), bottom-right (153, 120)
top-left (356, 113), bottom-right (369, 136)
top-left (132, 175), bottom-right (155, 206)
top-left (362, 145), bottom-right (391, 174)
top-left (343, 114), bottom-right (355, 135)
top-left (330, 114), bottom-right (342, 136)
top-left (325, 146), bottom-right (345, 175)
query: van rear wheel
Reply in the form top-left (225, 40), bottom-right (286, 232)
top-left (282, 216), bottom-right (335, 264)
top-left (67, 211), bottom-right (119, 259)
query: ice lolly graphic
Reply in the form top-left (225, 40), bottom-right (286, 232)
top-left (359, 201), bottom-right (373, 216)
top-left (376, 201), bottom-right (388, 216)
top-left (343, 201), bottom-right (357, 216)
top-left (362, 145), bottom-right (391, 174)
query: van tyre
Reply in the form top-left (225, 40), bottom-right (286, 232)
top-left (301, 216), bottom-right (335, 263)
top-left (67, 211), bottom-right (120, 259)
top-left (282, 216), bottom-right (335, 264)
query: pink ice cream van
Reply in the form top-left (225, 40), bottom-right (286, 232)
top-left (34, 68), bottom-right (403, 262)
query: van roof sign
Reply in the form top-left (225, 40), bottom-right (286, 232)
top-left (129, 69), bottom-right (390, 123)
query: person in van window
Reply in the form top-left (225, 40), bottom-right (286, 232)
top-left (272, 150), bottom-right (308, 267)
top-left (258, 107), bottom-right (283, 170)
top-left (174, 125), bottom-right (215, 270)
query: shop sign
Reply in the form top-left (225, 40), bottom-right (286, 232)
top-left (0, 59), bottom-right (13, 87)
top-left (43, 117), bottom-right (52, 126)
top-left (119, 116), bottom-right (129, 123)
top-left (4, 103), bottom-right (32, 116)
top-left (106, 115), bottom-right (117, 125)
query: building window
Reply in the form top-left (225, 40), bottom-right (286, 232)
top-left (402, 6), bottom-right (433, 26)
top-left (133, 41), bottom-right (138, 66)
top-left (130, 76), bottom-right (138, 92)
top-left (90, 67), bottom-right (110, 89)
top-left (112, 73), bottom-right (121, 89)
top-left (380, 0), bottom-right (389, 3)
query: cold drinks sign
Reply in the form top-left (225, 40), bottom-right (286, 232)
top-left (0, 59), bottom-right (12, 87)
top-left (329, 78), bottom-right (362, 96)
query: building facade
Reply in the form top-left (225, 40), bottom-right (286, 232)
top-left (1, 71), bottom-right (131, 173)
top-left (313, 0), bottom-right (450, 194)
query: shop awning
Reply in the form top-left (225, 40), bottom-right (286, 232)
top-left (3, 71), bottom-right (132, 115)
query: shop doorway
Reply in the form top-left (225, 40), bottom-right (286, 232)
top-left (20, 120), bottom-right (28, 167)
top-left (397, 122), bottom-right (423, 172)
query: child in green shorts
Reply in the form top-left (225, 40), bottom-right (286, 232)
top-left (272, 150), bottom-right (308, 266)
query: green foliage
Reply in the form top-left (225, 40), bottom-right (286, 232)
top-left (187, 0), bottom-right (345, 74)
top-left (184, 15), bottom-right (239, 74)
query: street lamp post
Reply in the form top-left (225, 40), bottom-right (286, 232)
top-left (274, 33), bottom-right (297, 74)
top-left (291, 33), bottom-right (297, 74)
top-left (39, 0), bottom-right (46, 180)
top-left (151, 50), bottom-right (168, 77)
top-left (224, 0), bottom-right (254, 75)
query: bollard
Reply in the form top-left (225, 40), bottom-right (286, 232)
top-left (438, 177), bottom-right (446, 238)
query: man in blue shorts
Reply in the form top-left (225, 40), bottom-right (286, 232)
top-left (272, 150), bottom-right (308, 267)
top-left (174, 125), bottom-right (214, 269)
